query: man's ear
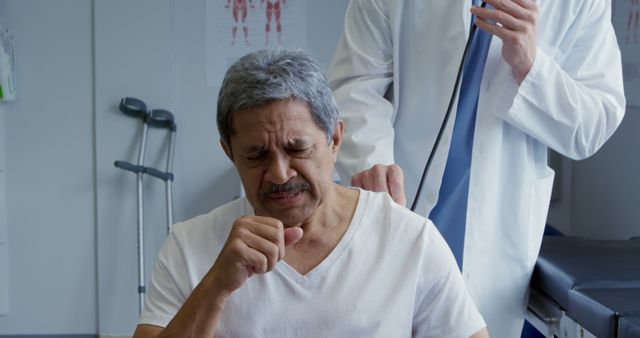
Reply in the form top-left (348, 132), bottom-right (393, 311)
top-left (330, 120), bottom-right (344, 161)
top-left (220, 139), bottom-right (234, 161)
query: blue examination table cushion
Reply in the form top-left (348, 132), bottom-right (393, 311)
top-left (530, 236), bottom-right (640, 338)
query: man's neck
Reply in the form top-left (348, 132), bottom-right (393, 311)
top-left (283, 184), bottom-right (359, 275)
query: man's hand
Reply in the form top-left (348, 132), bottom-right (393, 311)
top-left (471, 0), bottom-right (539, 83)
top-left (351, 164), bottom-right (407, 206)
top-left (133, 216), bottom-right (303, 338)
top-left (209, 216), bottom-right (304, 294)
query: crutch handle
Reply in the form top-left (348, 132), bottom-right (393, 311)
top-left (116, 160), bottom-right (174, 182)
top-left (114, 160), bottom-right (145, 174)
top-left (147, 109), bottom-right (177, 131)
top-left (145, 167), bottom-right (174, 182)
top-left (119, 97), bottom-right (148, 120)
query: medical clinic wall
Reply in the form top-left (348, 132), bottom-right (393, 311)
top-left (0, 0), bottom-right (349, 336)
top-left (570, 104), bottom-right (640, 240)
top-left (0, 1), bottom-right (96, 335)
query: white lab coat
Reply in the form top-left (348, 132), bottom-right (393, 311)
top-left (328, 0), bottom-right (625, 337)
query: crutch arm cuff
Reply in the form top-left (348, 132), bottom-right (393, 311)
top-left (147, 109), bottom-right (177, 131)
top-left (119, 97), bottom-right (148, 120)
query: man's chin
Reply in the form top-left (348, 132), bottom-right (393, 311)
top-left (259, 206), bottom-right (312, 227)
top-left (273, 211), bottom-right (307, 227)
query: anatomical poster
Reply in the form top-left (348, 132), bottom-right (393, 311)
top-left (206, 0), bottom-right (308, 87)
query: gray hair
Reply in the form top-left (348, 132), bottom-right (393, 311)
top-left (217, 48), bottom-right (339, 145)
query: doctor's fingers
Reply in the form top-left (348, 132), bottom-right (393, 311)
top-left (352, 164), bottom-right (392, 193)
top-left (471, 6), bottom-right (537, 34)
top-left (386, 165), bottom-right (407, 206)
top-left (479, 0), bottom-right (538, 21)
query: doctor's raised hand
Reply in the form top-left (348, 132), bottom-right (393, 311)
top-left (471, 0), bottom-right (538, 83)
top-left (351, 164), bottom-right (407, 206)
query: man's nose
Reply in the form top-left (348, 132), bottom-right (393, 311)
top-left (265, 156), bottom-right (296, 184)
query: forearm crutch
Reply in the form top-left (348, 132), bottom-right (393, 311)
top-left (143, 108), bottom-right (176, 233)
top-left (114, 97), bottom-right (176, 314)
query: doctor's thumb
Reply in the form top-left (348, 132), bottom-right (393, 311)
top-left (387, 164), bottom-right (406, 206)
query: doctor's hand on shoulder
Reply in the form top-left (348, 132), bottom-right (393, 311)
top-left (471, 0), bottom-right (539, 83)
top-left (209, 216), bottom-right (304, 294)
top-left (351, 164), bottom-right (407, 207)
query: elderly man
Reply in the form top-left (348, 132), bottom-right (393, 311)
top-left (132, 48), bottom-right (489, 338)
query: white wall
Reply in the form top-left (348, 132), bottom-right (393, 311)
top-left (546, 103), bottom-right (640, 240)
top-left (0, 0), bottom-right (11, 321)
top-left (0, 0), bottom-right (349, 335)
top-left (0, 105), bottom-right (8, 316)
top-left (570, 105), bottom-right (640, 239)
top-left (0, 0), bottom-right (97, 334)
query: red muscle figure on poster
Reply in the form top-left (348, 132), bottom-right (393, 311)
top-left (262, 0), bottom-right (287, 45)
top-left (226, 0), bottom-right (254, 46)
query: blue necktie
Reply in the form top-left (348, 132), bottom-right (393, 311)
top-left (429, 1), bottom-right (492, 269)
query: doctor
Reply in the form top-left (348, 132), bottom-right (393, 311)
top-left (328, 0), bottom-right (625, 337)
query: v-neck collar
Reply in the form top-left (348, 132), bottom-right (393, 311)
top-left (242, 189), bottom-right (367, 286)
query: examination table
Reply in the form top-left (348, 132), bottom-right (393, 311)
top-left (527, 236), bottom-right (640, 338)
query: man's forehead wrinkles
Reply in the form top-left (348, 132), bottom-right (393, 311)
top-left (240, 136), bottom-right (312, 152)
top-left (237, 129), bottom-right (312, 147)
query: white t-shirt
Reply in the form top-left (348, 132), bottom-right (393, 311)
top-left (139, 189), bottom-right (485, 337)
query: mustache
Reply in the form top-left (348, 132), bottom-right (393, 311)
top-left (259, 181), bottom-right (311, 197)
